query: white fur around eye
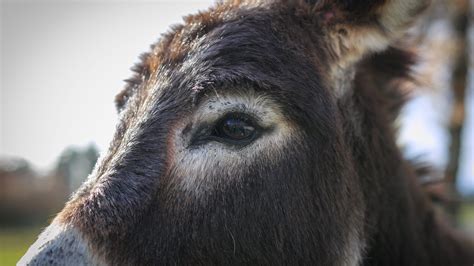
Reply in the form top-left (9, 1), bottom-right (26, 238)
top-left (166, 92), bottom-right (296, 194)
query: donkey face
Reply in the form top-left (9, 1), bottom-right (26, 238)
top-left (20, 0), bottom-right (428, 265)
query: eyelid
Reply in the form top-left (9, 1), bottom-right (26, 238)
top-left (216, 112), bottom-right (259, 127)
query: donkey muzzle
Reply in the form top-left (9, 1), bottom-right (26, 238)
top-left (18, 221), bottom-right (99, 266)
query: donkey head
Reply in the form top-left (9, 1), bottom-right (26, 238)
top-left (20, 0), bottom-right (429, 265)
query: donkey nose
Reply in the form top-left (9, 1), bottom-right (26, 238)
top-left (18, 221), bottom-right (98, 266)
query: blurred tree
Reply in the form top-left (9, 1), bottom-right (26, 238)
top-left (445, 0), bottom-right (470, 190)
top-left (0, 158), bottom-right (33, 177)
top-left (396, 0), bottom-right (472, 219)
top-left (55, 144), bottom-right (99, 194)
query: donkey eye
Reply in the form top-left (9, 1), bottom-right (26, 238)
top-left (189, 112), bottom-right (262, 147)
top-left (212, 113), bottom-right (257, 144)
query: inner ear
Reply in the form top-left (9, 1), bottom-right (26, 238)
top-left (316, 0), bottom-right (429, 58)
top-left (305, 0), bottom-right (428, 97)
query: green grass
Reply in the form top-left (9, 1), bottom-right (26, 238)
top-left (0, 227), bottom-right (43, 266)
top-left (458, 203), bottom-right (474, 232)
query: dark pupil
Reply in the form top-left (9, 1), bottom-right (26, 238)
top-left (221, 118), bottom-right (255, 140)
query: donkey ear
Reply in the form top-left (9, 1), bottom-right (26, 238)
top-left (313, 0), bottom-right (430, 62)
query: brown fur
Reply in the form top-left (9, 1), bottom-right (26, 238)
top-left (24, 0), bottom-right (474, 265)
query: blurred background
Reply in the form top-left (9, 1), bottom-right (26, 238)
top-left (0, 0), bottom-right (473, 265)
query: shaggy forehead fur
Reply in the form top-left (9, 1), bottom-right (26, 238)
top-left (115, 0), bottom-right (400, 110)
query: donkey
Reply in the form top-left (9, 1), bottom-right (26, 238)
top-left (19, 0), bottom-right (474, 265)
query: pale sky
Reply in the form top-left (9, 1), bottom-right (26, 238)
top-left (1, 0), bottom-right (214, 169)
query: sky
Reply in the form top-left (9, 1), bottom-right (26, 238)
top-left (1, 0), bottom-right (213, 169)
top-left (0, 0), bottom-right (473, 193)
top-left (458, 69), bottom-right (474, 195)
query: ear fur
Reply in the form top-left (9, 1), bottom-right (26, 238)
top-left (301, 0), bottom-right (430, 96)
top-left (317, 0), bottom-right (430, 55)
